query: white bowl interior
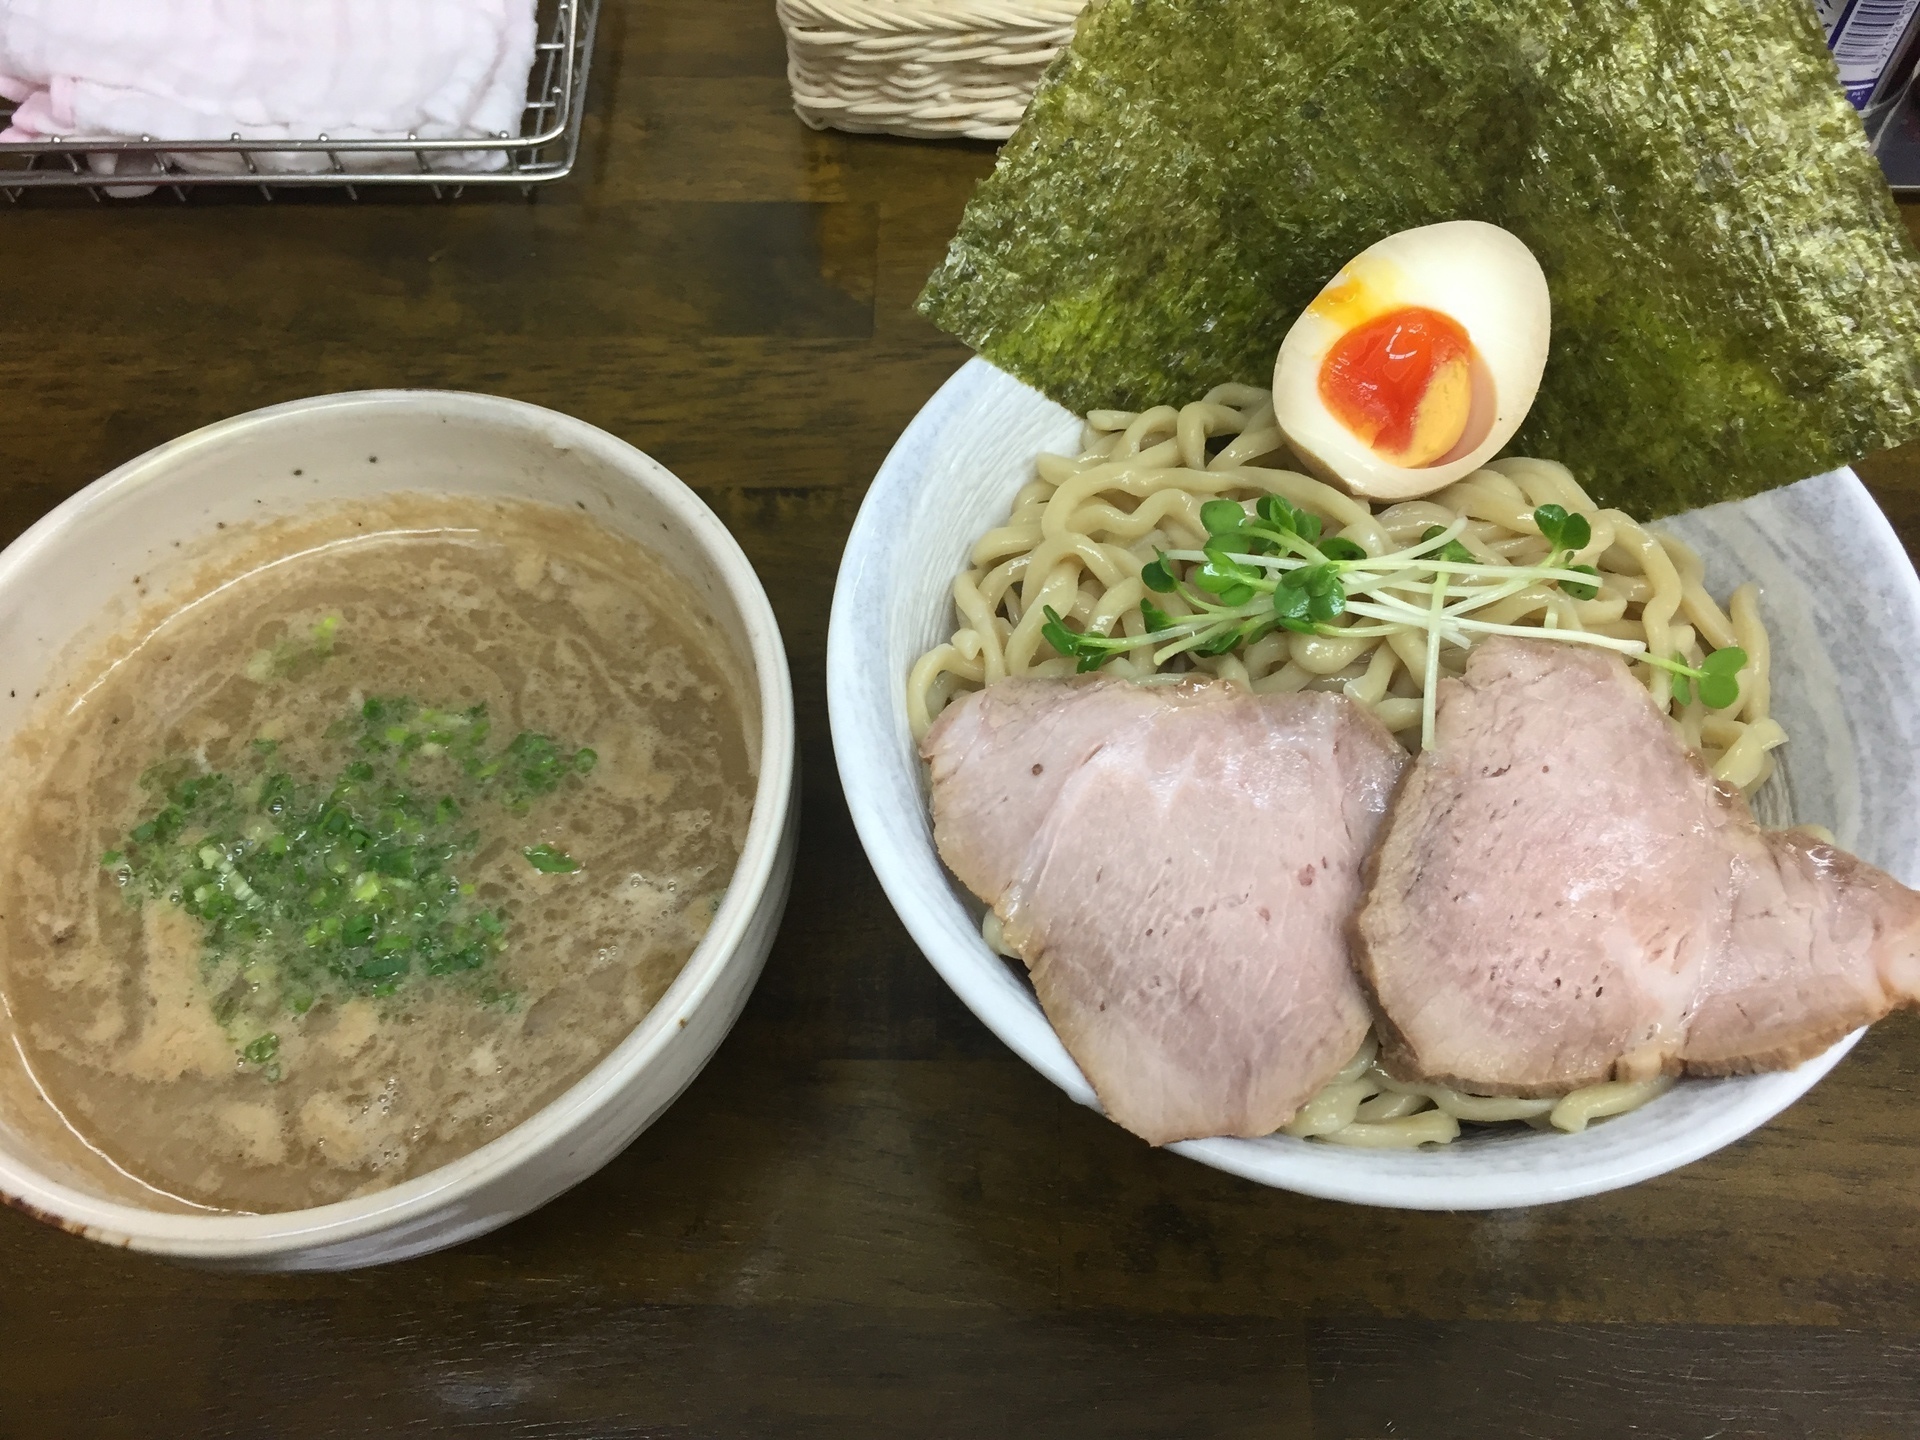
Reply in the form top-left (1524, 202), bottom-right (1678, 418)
top-left (0, 390), bottom-right (795, 1261)
top-left (828, 357), bottom-right (1920, 1210)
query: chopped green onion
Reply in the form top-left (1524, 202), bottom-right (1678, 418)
top-left (106, 694), bottom-right (602, 1069)
top-left (242, 1033), bottom-right (280, 1066)
top-left (523, 843), bottom-right (581, 875)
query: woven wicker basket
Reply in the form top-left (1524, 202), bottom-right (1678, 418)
top-left (778, 0), bottom-right (1086, 141)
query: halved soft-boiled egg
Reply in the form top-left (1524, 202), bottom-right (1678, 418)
top-left (1272, 221), bottom-right (1550, 501)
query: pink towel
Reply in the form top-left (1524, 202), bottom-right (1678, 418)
top-left (0, 0), bottom-right (538, 177)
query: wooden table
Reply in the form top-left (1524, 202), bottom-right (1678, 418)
top-left (3, 4), bottom-right (1919, 1435)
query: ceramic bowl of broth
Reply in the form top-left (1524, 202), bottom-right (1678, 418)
top-left (0, 391), bottom-right (795, 1269)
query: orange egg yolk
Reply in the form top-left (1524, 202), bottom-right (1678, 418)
top-left (1317, 306), bottom-right (1475, 468)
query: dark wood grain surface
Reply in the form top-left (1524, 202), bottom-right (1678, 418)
top-left (4, 4), bottom-right (1920, 1436)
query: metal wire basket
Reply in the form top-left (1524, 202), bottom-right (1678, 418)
top-left (0, 0), bottom-right (599, 203)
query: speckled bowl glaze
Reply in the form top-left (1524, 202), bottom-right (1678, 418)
top-left (827, 357), bottom-right (1920, 1210)
top-left (0, 392), bottom-right (796, 1267)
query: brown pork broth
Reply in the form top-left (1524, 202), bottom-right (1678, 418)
top-left (0, 494), bottom-right (755, 1212)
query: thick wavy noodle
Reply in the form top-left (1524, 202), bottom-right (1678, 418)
top-left (916, 386), bottom-right (1785, 1148)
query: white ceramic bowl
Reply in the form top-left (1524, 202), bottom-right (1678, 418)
top-left (828, 357), bottom-right (1920, 1210)
top-left (0, 391), bottom-right (796, 1267)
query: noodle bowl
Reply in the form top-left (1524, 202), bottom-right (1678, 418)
top-left (909, 385), bottom-right (1788, 1148)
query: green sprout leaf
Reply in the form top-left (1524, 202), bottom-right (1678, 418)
top-left (1698, 674), bottom-right (1739, 710)
top-left (1199, 580), bottom-right (1255, 606)
top-left (1194, 545), bottom-right (1258, 604)
top-left (1041, 604), bottom-right (1124, 672)
top-left (1666, 644), bottom-right (1747, 708)
top-left (1220, 526), bottom-right (1278, 557)
top-left (1561, 564), bottom-right (1601, 601)
top-left (1200, 498), bottom-right (1246, 535)
top-left (1533, 505), bottom-right (1592, 554)
top-left (1271, 571), bottom-right (1334, 632)
top-left (1141, 598), bottom-right (1176, 634)
top-left (1319, 536), bottom-right (1368, 562)
top-left (1194, 624), bottom-right (1245, 656)
top-left (1250, 495), bottom-right (1324, 545)
top-left (1041, 605), bottom-right (1085, 660)
top-left (1255, 494), bottom-right (1298, 533)
top-left (1698, 647), bottom-right (1748, 709)
top-left (1273, 585), bottom-right (1311, 622)
top-left (1421, 526), bottom-right (1476, 566)
top-left (1671, 664), bottom-right (1693, 706)
top-left (1140, 552), bottom-right (1178, 593)
top-left (1287, 563), bottom-right (1341, 599)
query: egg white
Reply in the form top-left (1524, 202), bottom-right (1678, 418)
top-left (1272, 220), bottom-right (1551, 501)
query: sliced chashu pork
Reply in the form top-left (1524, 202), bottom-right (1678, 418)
top-left (1354, 636), bottom-right (1920, 1094)
top-left (923, 676), bottom-right (1406, 1145)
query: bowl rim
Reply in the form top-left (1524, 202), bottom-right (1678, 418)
top-left (827, 354), bottom-right (1907, 1210)
top-left (0, 388), bottom-right (795, 1258)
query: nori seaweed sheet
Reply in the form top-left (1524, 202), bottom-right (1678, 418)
top-left (918, 0), bottom-right (1920, 515)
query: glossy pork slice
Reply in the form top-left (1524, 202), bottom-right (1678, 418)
top-left (1353, 638), bottom-right (1731, 1093)
top-left (921, 677), bottom-right (1150, 907)
top-left (1687, 828), bottom-right (1920, 1074)
top-left (923, 676), bottom-right (1407, 1145)
top-left (1354, 636), bottom-right (1920, 1094)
